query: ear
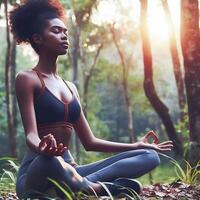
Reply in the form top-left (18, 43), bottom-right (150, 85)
top-left (32, 33), bottom-right (43, 45)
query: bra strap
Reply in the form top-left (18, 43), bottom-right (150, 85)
top-left (62, 79), bottom-right (74, 95)
top-left (32, 68), bottom-right (45, 89)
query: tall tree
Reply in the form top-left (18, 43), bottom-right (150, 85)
top-left (67, 0), bottom-right (99, 162)
top-left (180, 0), bottom-right (200, 165)
top-left (161, 0), bottom-right (186, 120)
top-left (70, 0), bottom-right (99, 86)
top-left (110, 24), bottom-right (135, 142)
top-left (4, 0), bottom-right (17, 157)
top-left (140, 0), bottom-right (183, 156)
top-left (83, 43), bottom-right (103, 117)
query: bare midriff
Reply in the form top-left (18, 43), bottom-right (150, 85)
top-left (37, 123), bottom-right (78, 167)
top-left (38, 122), bottom-right (73, 147)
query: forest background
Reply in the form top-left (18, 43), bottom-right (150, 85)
top-left (0, 0), bottom-right (200, 189)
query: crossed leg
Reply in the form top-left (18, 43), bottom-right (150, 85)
top-left (16, 149), bottom-right (160, 198)
top-left (75, 149), bottom-right (160, 182)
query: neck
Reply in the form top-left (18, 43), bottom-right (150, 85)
top-left (36, 52), bottom-right (58, 75)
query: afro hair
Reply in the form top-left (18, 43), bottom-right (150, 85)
top-left (9, 0), bottom-right (65, 45)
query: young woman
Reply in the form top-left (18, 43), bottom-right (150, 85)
top-left (9, 0), bottom-right (173, 198)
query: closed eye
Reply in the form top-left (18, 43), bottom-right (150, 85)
top-left (51, 26), bottom-right (68, 35)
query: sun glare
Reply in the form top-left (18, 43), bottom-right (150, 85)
top-left (91, 0), bottom-right (120, 25)
top-left (148, 0), bottom-right (180, 42)
top-left (92, 0), bottom-right (180, 43)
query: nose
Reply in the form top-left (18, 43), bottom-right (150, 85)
top-left (61, 32), bottom-right (67, 40)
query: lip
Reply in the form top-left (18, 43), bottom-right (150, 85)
top-left (60, 42), bottom-right (69, 49)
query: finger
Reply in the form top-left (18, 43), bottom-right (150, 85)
top-left (43, 134), bottom-right (53, 141)
top-left (43, 134), bottom-right (50, 139)
top-left (157, 144), bottom-right (173, 150)
top-left (157, 148), bottom-right (172, 151)
top-left (45, 137), bottom-right (53, 148)
top-left (57, 146), bottom-right (67, 156)
top-left (39, 135), bottom-right (50, 147)
top-left (158, 142), bottom-right (174, 147)
top-left (158, 145), bottom-right (173, 150)
top-left (158, 143), bottom-right (174, 147)
top-left (146, 135), bottom-right (158, 144)
top-left (158, 141), bottom-right (173, 145)
top-left (56, 144), bottom-right (65, 155)
top-left (145, 131), bottom-right (159, 143)
top-left (49, 147), bottom-right (57, 155)
top-left (39, 142), bottom-right (47, 151)
top-left (57, 143), bottom-right (63, 150)
top-left (152, 132), bottom-right (159, 144)
top-left (40, 134), bottom-right (53, 147)
top-left (39, 139), bottom-right (46, 149)
top-left (48, 135), bottom-right (57, 148)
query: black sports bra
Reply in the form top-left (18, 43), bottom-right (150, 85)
top-left (33, 69), bottom-right (81, 128)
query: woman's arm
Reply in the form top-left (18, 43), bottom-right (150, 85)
top-left (16, 71), bottom-right (66, 156)
top-left (16, 71), bottom-right (41, 152)
top-left (70, 83), bottom-right (173, 153)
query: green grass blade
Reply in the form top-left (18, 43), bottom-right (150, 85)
top-left (1, 169), bottom-right (15, 183)
top-left (7, 160), bottom-right (19, 172)
top-left (48, 178), bottom-right (73, 200)
top-left (97, 182), bottom-right (114, 200)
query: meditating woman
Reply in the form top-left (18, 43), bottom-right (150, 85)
top-left (9, 0), bottom-right (173, 198)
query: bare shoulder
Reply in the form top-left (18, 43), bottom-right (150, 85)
top-left (15, 69), bottom-right (39, 92)
top-left (16, 69), bottom-right (36, 82)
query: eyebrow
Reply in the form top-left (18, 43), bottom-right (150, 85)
top-left (51, 25), bottom-right (68, 31)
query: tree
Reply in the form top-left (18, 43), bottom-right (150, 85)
top-left (110, 24), bottom-right (135, 142)
top-left (180, 0), bottom-right (200, 165)
top-left (66, 0), bottom-right (99, 162)
top-left (140, 0), bottom-right (183, 156)
top-left (4, 0), bottom-right (17, 157)
top-left (161, 0), bottom-right (186, 120)
top-left (83, 43), bottom-right (103, 117)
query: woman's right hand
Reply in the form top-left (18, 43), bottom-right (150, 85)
top-left (38, 134), bottom-right (67, 156)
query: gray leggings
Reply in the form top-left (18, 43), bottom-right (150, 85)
top-left (16, 148), bottom-right (160, 198)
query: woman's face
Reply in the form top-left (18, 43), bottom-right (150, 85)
top-left (39, 18), bottom-right (69, 55)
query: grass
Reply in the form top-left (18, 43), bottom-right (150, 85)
top-left (0, 157), bottom-right (18, 194)
top-left (138, 163), bottom-right (176, 185)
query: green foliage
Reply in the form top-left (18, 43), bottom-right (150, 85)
top-left (47, 177), bottom-right (140, 200)
top-left (72, 0), bottom-right (97, 12)
top-left (60, 0), bottom-right (72, 8)
top-left (159, 153), bottom-right (200, 186)
top-left (175, 105), bottom-right (190, 157)
top-left (48, 178), bottom-right (75, 200)
top-left (0, 158), bottom-right (19, 193)
top-left (175, 106), bottom-right (189, 139)
top-left (138, 163), bottom-right (176, 185)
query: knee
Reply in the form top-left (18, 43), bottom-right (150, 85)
top-left (145, 149), bottom-right (160, 168)
top-left (26, 155), bottom-right (63, 183)
top-left (34, 155), bottom-right (61, 170)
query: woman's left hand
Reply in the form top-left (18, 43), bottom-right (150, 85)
top-left (137, 131), bottom-right (174, 151)
top-left (139, 130), bottom-right (159, 144)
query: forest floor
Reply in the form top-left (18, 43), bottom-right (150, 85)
top-left (0, 180), bottom-right (200, 200)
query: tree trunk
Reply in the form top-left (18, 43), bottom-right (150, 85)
top-left (71, 20), bottom-right (81, 163)
top-left (83, 44), bottom-right (103, 117)
top-left (161, 0), bottom-right (186, 120)
top-left (110, 25), bottom-right (136, 142)
top-left (70, 1), bottom-right (98, 163)
top-left (4, 0), bottom-right (17, 157)
top-left (140, 0), bottom-right (183, 156)
top-left (180, 0), bottom-right (200, 165)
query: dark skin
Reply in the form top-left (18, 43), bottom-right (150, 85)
top-left (15, 18), bottom-right (173, 193)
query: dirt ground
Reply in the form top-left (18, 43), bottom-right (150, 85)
top-left (0, 181), bottom-right (199, 200)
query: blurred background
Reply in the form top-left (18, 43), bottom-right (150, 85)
top-left (0, 0), bottom-right (200, 186)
